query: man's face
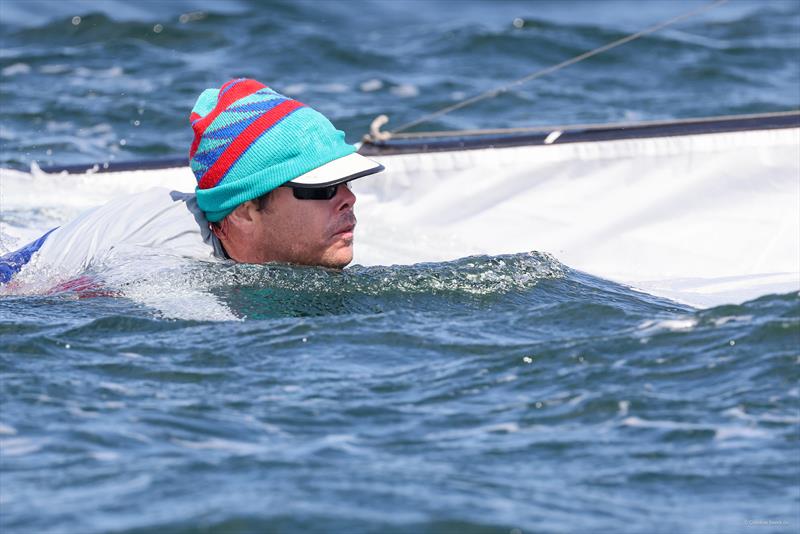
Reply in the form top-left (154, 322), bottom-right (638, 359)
top-left (250, 183), bottom-right (357, 269)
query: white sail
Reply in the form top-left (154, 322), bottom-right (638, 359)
top-left (353, 125), bottom-right (800, 307)
top-left (2, 121), bottom-right (798, 308)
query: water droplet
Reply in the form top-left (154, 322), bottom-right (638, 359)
top-left (72, 16), bottom-right (81, 26)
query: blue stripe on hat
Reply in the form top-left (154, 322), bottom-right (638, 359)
top-left (226, 98), bottom-right (287, 114)
top-left (202, 114), bottom-right (261, 141)
top-left (192, 143), bottom-right (229, 170)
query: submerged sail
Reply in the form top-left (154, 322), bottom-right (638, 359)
top-left (1, 113), bottom-right (798, 308)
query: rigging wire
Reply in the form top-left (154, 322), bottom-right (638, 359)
top-left (386, 0), bottom-right (730, 137)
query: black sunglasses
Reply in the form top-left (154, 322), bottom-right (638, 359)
top-left (284, 181), bottom-right (350, 200)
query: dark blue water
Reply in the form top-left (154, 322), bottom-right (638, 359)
top-left (1, 0), bottom-right (798, 169)
top-left (1, 1), bottom-right (799, 533)
top-left (1, 253), bottom-right (798, 533)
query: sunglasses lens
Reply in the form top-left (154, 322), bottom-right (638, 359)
top-left (290, 184), bottom-right (340, 200)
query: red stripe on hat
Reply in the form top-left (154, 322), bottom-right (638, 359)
top-left (198, 99), bottom-right (305, 190)
top-left (219, 79), bottom-right (239, 94)
top-left (189, 79), bottom-right (266, 159)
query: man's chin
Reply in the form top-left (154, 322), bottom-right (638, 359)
top-left (320, 245), bottom-right (353, 269)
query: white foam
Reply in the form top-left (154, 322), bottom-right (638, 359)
top-left (390, 83), bottom-right (419, 98)
top-left (724, 406), bottom-right (800, 425)
top-left (171, 437), bottom-right (263, 455)
top-left (722, 406), bottom-right (749, 420)
top-left (89, 450), bottom-right (120, 462)
top-left (1, 62), bottom-right (31, 76)
top-left (74, 66), bottom-right (123, 78)
top-left (282, 83), bottom-right (306, 95)
top-left (714, 426), bottom-right (770, 441)
top-left (622, 416), bottom-right (681, 429)
top-left (484, 422), bottom-right (520, 433)
top-left (359, 78), bottom-right (383, 92)
top-left (318, 83), bottom-right (348, 94)
top-left (39, 64), bottom-right (71, 74)
top-left (99, 382), bottom-right (134, 395)
top-left (757, 413), bottom-right (800, 424)
top-left (0, 437), bottom-right (42, 456)
top-left (67, 405), bottom-right (100, 418)
top-left (426, 421), bottom-right (520, 440)
top-left (286, 434), bottom-right (362, 457)
top-left (497, 374), bottom-right (517, 383)
top-left (712, 315), bottom-right (753, 327)
top-left (636, 318), bottom-right (697, 335)
top-left (120, 278), bottom-right (239, 321)
top-left (621, 416), bottom-right (771, 441)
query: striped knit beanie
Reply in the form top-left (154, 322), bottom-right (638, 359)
top-left (189, 79), bottom-right (359, 222)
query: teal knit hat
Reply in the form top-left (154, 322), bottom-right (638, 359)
top-left (189, 78), bottom-right (383, 222)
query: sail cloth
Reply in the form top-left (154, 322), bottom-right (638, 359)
top-left (351, 125), bottom-right (800, 307)
top-left (1, 123), bottom-right (797, 308)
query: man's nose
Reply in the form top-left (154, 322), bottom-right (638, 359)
top-left (335, 182), bottom-right (356, 211)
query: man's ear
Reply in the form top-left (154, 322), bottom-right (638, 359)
top-left (210, 201), bottom-right (256, 240)
top-left (209, 220), bottom-right (226, 240)
top-left (226, 201), bottom-right (259, 226)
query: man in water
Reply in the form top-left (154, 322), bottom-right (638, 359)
top-left (0, 78), bottom-right (384, 284)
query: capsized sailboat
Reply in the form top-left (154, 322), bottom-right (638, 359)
top-left (2, 0), bottom-right (796, 307)
top-left (2, 110), bottom-right (797, 308)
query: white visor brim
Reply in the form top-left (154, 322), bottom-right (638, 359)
top-left (287, 152), bottom-right (384, 187)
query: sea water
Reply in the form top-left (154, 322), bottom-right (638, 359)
top-left (1, 1), bottom-right (799, 533)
